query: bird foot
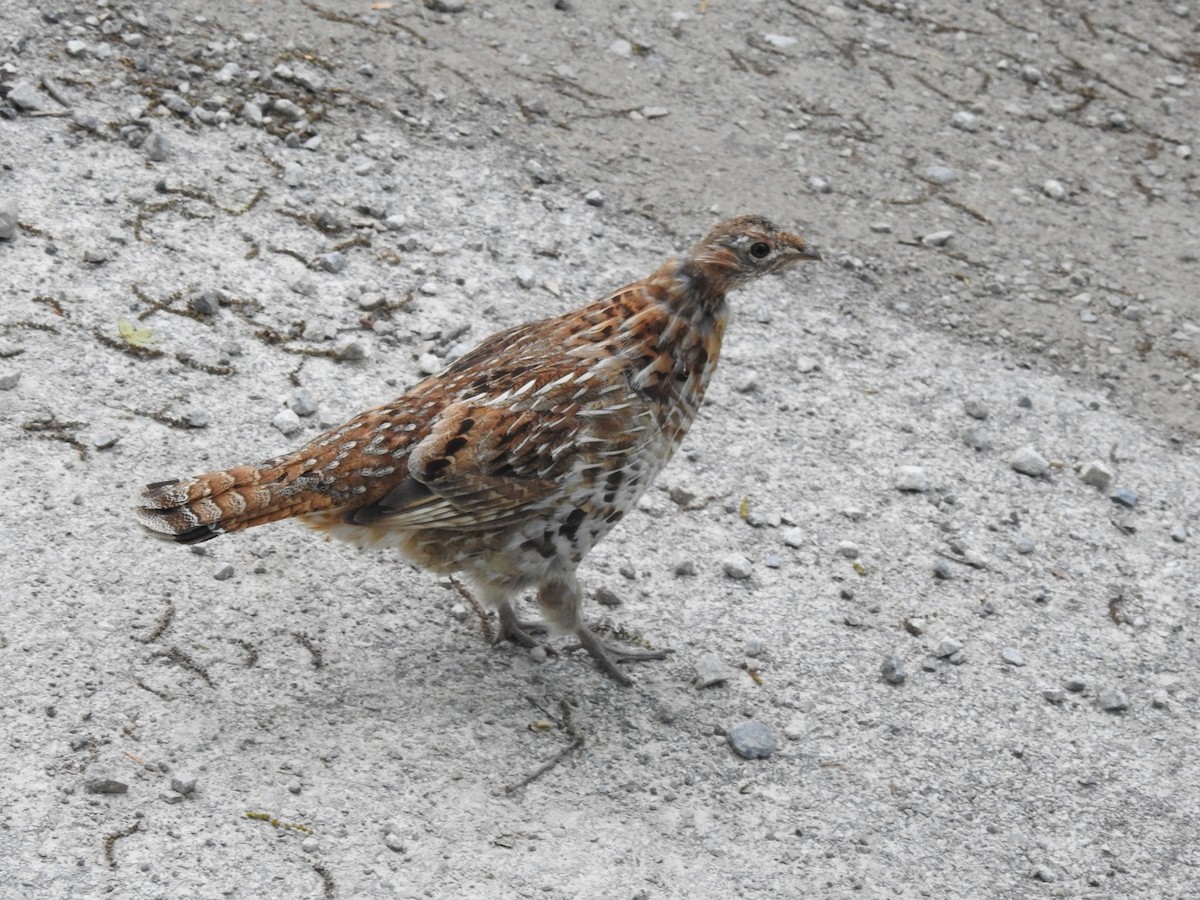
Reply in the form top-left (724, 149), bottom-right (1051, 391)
top-left (496, 604), bottom-right (553, 651)
top-left (564, 625), bottom-right (672, 687)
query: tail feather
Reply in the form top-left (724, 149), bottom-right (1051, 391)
top-left (136, 463), bottom-right (337, 543)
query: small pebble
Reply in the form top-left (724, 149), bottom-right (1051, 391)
top-left (170, 773), bottom-right (197, 796)
top-left (183, 409), bottom-right (211, 428)
top-left (1151, 689), bottom-right (1169, 709)
top-left (881, 654), bottom-right (906, 684)
top-left (66, 39), bottom-right (88, 57)
top-left (673, 559), bottom-right (697, 576)
top-left (1109, 487), bottom-right (1139, 508)
top-left (727, 721), bottom-right (777, 760)
top-left (921, 230), bottom-right (954, 247)
top-left (1032, 864), bottom-right (1058, 883)
top-left (809, 176), bottom-right (832, 194)
top-left (91, 431), bottom-right (121, 450)
top-left (1001, 647), bottom-right (1026, 667)
top-left (190, 291), bottom-right (221, 316)
top-left (722, 554), bottom-right (753, 580)
top-left (933, 637), bottom-right (962, 658)
top-left (6, 81), bottom-right (42, 111)
top-left (288, 388), bottom-right (318, 417)
top-left (85, 775), bottom-right (129, 795)
top-left (417, 352), bottom-right (442, 375)
top-left (273, 408), bottom-right (302, 435)
top-left (145, 132), bottom-right (171, 162)
top-left (895, 465), bottom-right (930, 492)
top-left (781, 527), bottom-right (804, 548)
top-left (584, 189), bottom-right (604, 207)
top-left (427, 0), bottom-right (467, 11)
top-left (1021, 64), bottom-right (1043, 84)
top-left (744, 639), bottom-right (766, 658)
top-left (384, 833), bottom-right (406, 853)
top-left (1170, 524), bottom-right (1188, 543)
top-left (593, 586), bottom-right (623, 607)
top-left (764, 553), bottom-right (780, 569)
top-left (213, 564), bottom-right (235, 581)
top-left (515, 266), bottom-right (536, 289)
top-left (1098, 687), bottom-right (1129, 711)
top-left (951, 110), bottom-right (979, 132)
top-left (0, 372), bottom-right (21, 390)
top-left (528, 645), bottom-right (547, 664)
top-left (301, 837), bottom-right (319, 854)
top-left (933, 559), bottom-right (952, 580)
top-left (962, 399), bottom-right (988, 420)
top-left (0, 200), bottom-right (18, 240)
top-left (1079, 460), bottom-right (1114, 490)
top-left (1009, 446), bottom-right (1049, 477)
top-left (922, 165), bottom-right (957, 185)
top-left (1015, 534), bottom-right (1036, 555)
top-left (319, 251), bottom-right (347, 273)
top-left (1042, 687), bottom-right (1067, 703)
top-left (1042, 179), bottom-right (1066, 200)
top-left (337, 340), bottom-right (369, 361)
top-left (836, 540), bottom-right (860, 559)
top-left (642, 106), bottom-right (670, 119)
top-left (1063, 677), bottom-right (1087, 692)
top-left (693, 652), bottom-right (736, 688)
top-left (961, 426), bottom-right (991, 450)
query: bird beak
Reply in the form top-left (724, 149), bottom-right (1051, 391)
top-left (781, 232), bottom-right (821, 262)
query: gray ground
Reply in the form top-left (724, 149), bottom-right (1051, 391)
top-left (1, 1), bottom-right (1198, 897)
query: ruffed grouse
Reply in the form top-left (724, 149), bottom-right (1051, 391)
top-left (137, 215), bottom-right (819, 684)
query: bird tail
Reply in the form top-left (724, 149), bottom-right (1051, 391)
top-left (135, 461), bottom-right (337, 544)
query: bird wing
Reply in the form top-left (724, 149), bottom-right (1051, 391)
top-left (346, 360), bottom-right (653, 530)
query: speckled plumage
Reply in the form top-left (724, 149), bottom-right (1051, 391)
top-left (137, 215), bottom-right (819, 683)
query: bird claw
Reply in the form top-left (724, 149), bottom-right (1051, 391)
top-left (496, 604), bottom-right (554, 652)
top-left (565, 625), bottom-right (672, 686)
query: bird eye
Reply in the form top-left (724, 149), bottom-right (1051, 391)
top-left (749, 241), bottom-right (771, 260)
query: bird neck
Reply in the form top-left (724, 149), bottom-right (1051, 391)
top-left (657, 258), bottom-right (730, 325)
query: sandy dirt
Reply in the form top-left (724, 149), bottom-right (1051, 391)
top-left (1, 1), bottom-right (1198, 898)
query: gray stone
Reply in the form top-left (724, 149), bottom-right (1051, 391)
top-left (722, 554), bottom-right (752, 580)
top-left (1042, 687), bottom-right (1067, 703)
top-left (781, 527), bottom-right (804, 548)
top-left (417, 352), bottom-right (442, 375)
top-left (170, 773), bottom-right (197, 795)
top-left (642, 106), bottom-right (670, 119)
top-left (744, 639), bottom-right (766, 658)
top-left (515, 266), bottom-right (536, 289)
top-left (1098, 687), bottom-right (1129, 711)
top-left (1001, 647), bottom-right (1026, 667)
top-left (921, 230), bottom-right (954, 247)
top-left (1109, 487), bottom-right (1139, 508)
top-left (66, 39), bottom-right (88, 57)
top-left (922, 165), bottom-right (957, 185)
top-left (836, 540), bottom-right (860, 559)
top-left (273, 408), bottom-right (302, 435)
top-left (384, 832), bottom-right (406, 852)
top-left (1010, 446), bottom-right (1049, 477)
top-left (214, 564), bottom-right (235, 581)
top-left (1043, 179), bottom-right (1066, 200)
top-left (881, 654), bottom-right (906, 684)
top-left (895, 465), bottom-right (930, 492)
top-left (693, 652), bottom-right (736, 688)
top-left (933, 637), bottom-right (962, 658)
top-left (963, 399), bottom-right (988, 420)
top-left (145, 132), bottom-right (170, 162)
top-left (337, 340), bottom-right (369, 361)
top-left (6, 81), bottom-right (42, 111)
top-left (727, 721), bottom-right (777, 759)
top-left (1170, 524), bottom-right (1189, 543)
top-left (288, 389), bottom-right (318, 417)
top-left (593, 586), bottom-right (623, 608)
top-left (764, 553), bottom-right (781, 569)
top-left (961, 426), bottom-right (991, 450)
top-left (1063, 676), bottom-right (1087, 692)
top-left (809, 176), bottom-right (832, 194)
top-left (85, 774), bottom-right (128, 794)
top-left (1032, 864), bottom-right (1058, 883)
top-left (933, 559), bottom-right (952, 580)
top-left (427, 0), bottom-right (467, 10)
top-left (1080, 460), bottom-right (1114, 490)
top-left (91, 431), bottom-right (121, 450)
top-left (183, 409), bottom-right (211, 428)
top-left (673, 558), bottom-right (696, 576)
top-left (301, 836), bottom-right (319, 854)
top-left (0, 372), bottom-right (20, 390)
top-left (0, 200), bottom-right (17, 240)
top-left (319, 251), bottom-right (347, 273)
top-left (189, 290), bottom-right (220, 316)
top-left (1151, 689), bottom-right (1170, 709)
top-left (951, 110), bottom-right (979, 132)
top-left (584, 189), bottom-right (604, 207)
top-left (1015, 533), bottom-right (1036, 555)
